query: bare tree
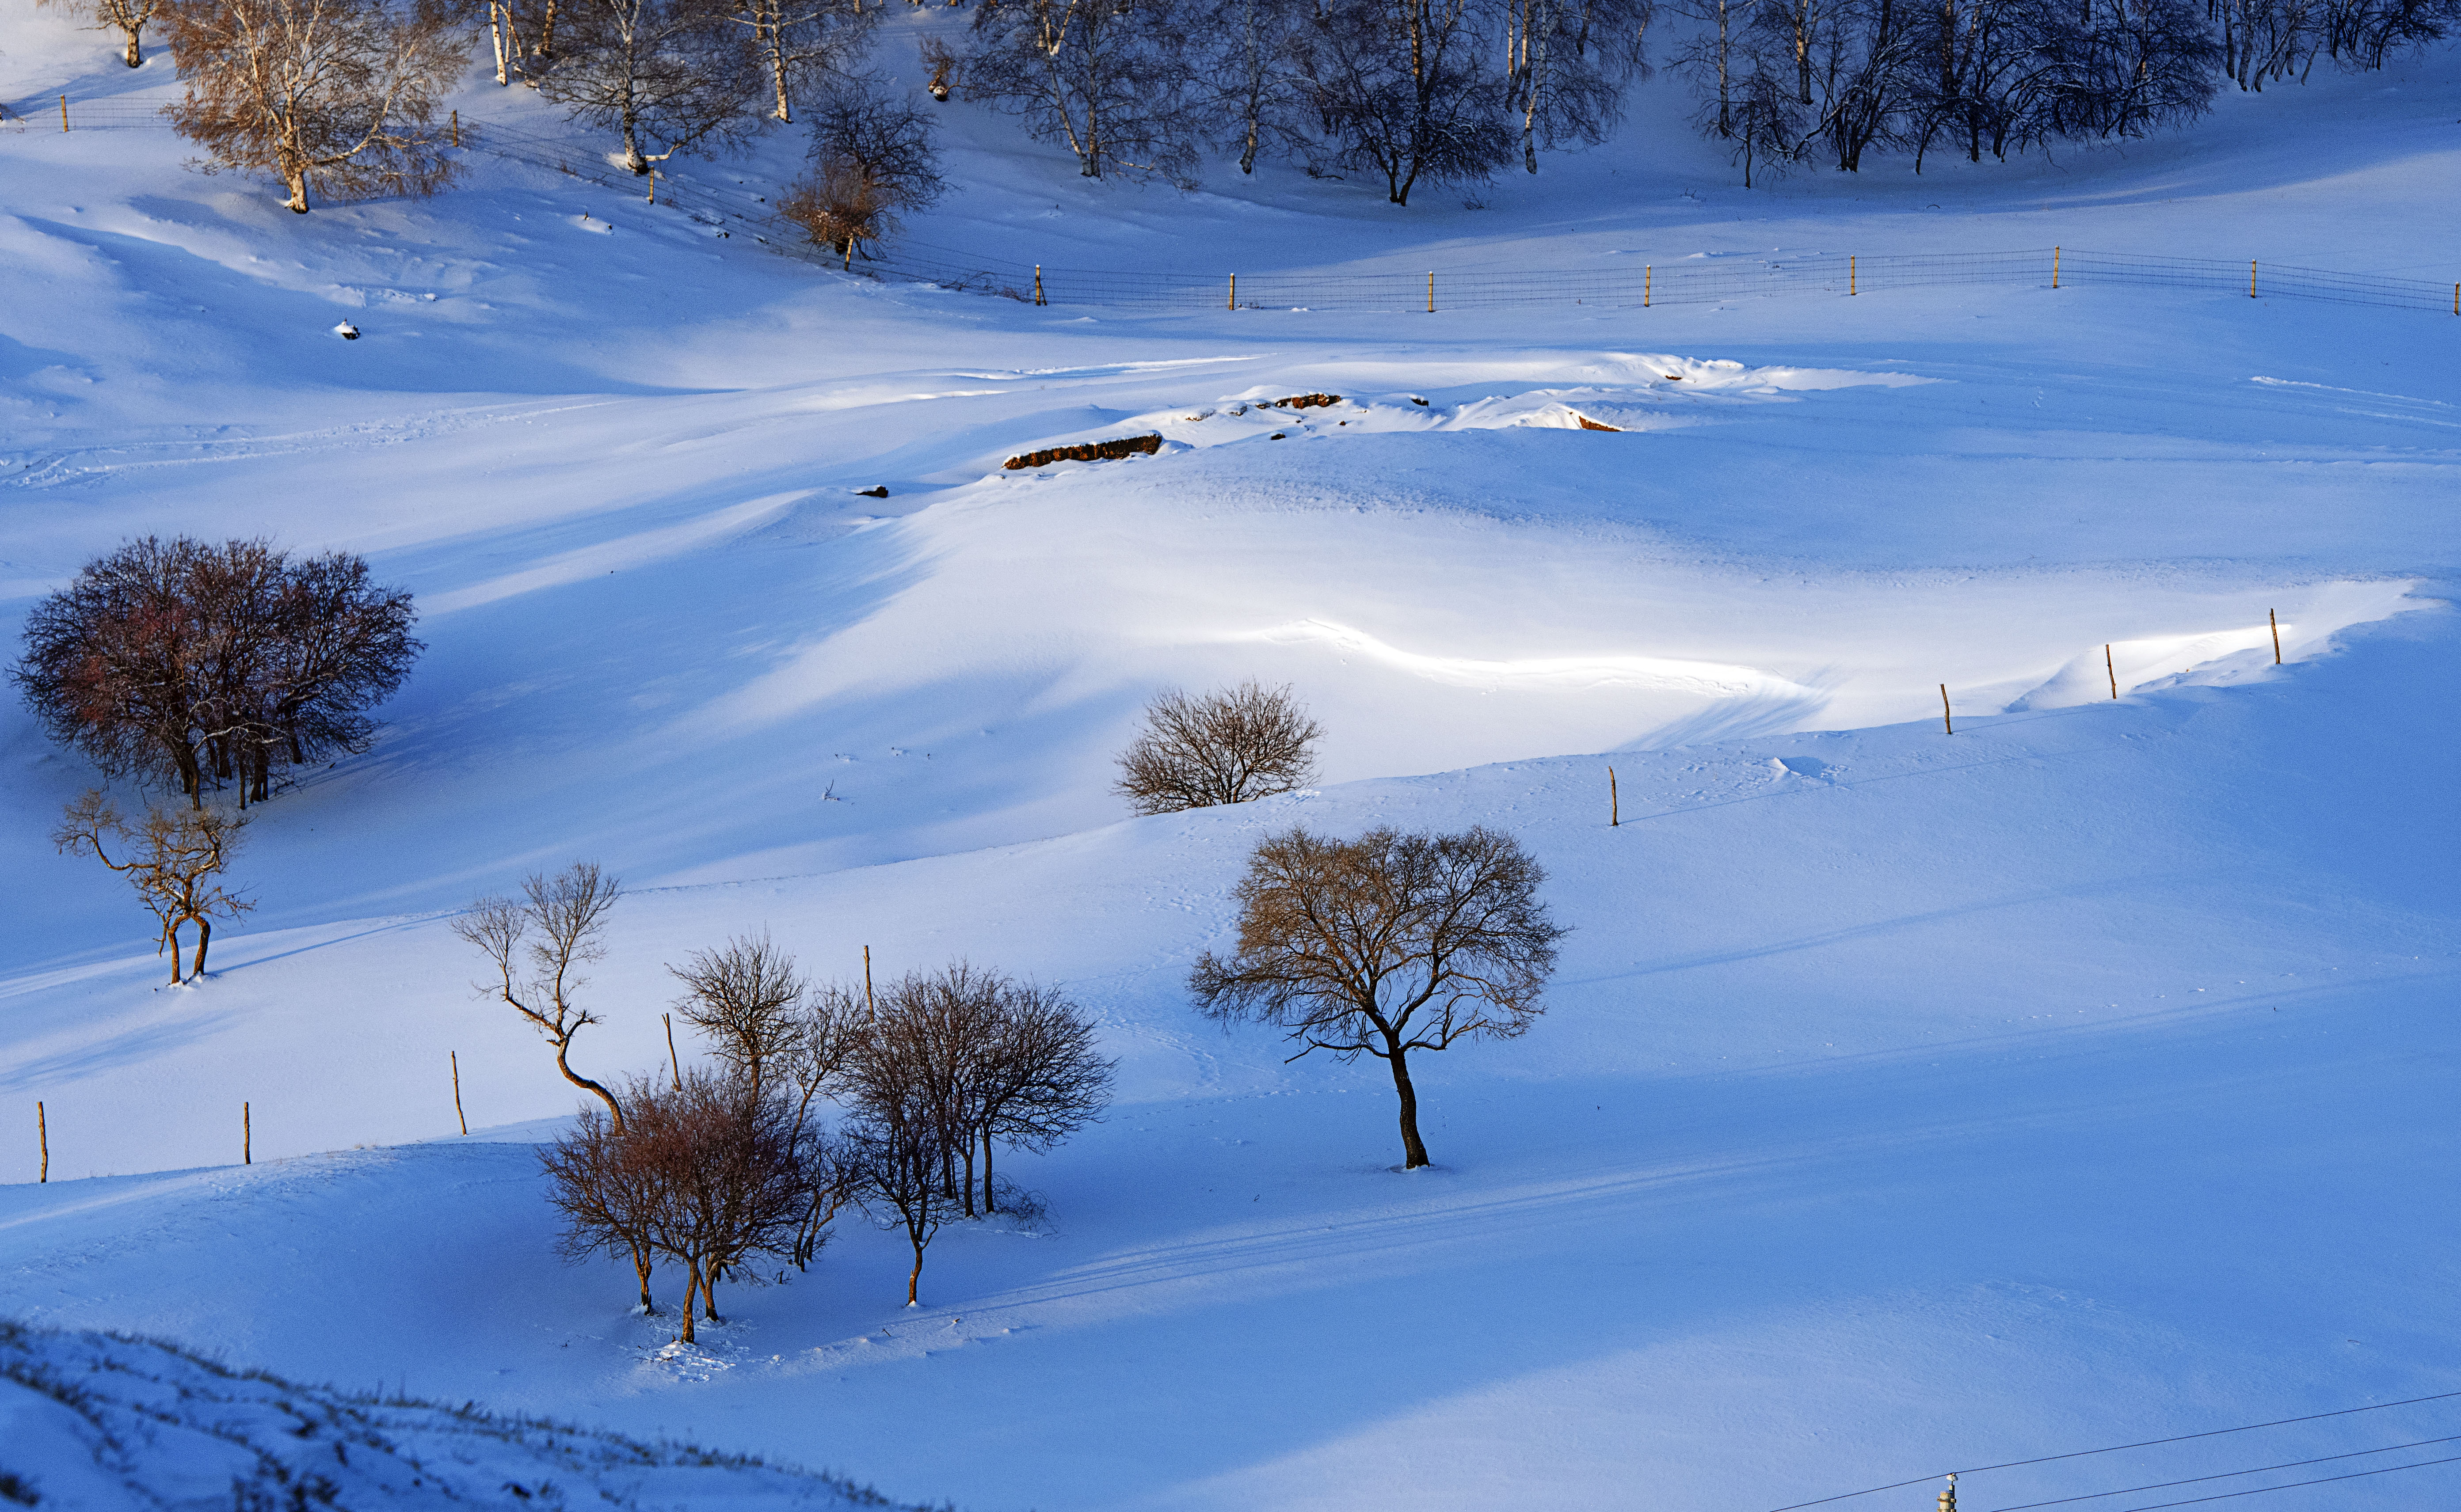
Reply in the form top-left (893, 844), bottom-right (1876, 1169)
top-left (1200, 0), bottom-right (1306, 172)
top-left (53, 790), bottom-right (252, 984)
top-left (1189, 825), bottom-right (1563, 1169)
top-left (731, 0), bottom-right (875, 121)
top-left (1288, 0), bottom-right (1513, 204)
top-left (39, 0), bottom-right (166, 66)
top-left (1504, 0), bottom-right (1652, 172)
top-left (162, 0), bottom-right (465, 213)
top-left (539, 1098), bottom-right (669, 1313)
top-left (453, 863), bottom-right (629, 1133)
top-left (539, 0), bottom-right (763, 174)
top-left (974, 982), bottom-right (1112, 1213)
top-left (964, 0), bottom-right (1201, 183)
top-left (1115, 680), bottom-right (1323, 815)
top-left (669, 931), bottom-right (806, 1100)
top-left (777, 77), bottom-right (945, 262)
top-left (635, 1071), bottom-right (812, 1341)
top-left (839, 1079), bottom-right (950, 1307)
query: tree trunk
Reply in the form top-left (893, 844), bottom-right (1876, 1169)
top-left (191, 915), bottom-right (211, 980)
top-left (553, 1040), bottom-right (628, 1134)
top-left (678, 1261), bottom-right (699, 1342)
top-left (123, 27), bottom-right (143, 67)
top-left (631, 1239), bottom-right (655, 1313)
top-left (1386, 1045), bottom-right (1430, 1167)
top-left (164, 920), bottom-right (185, 986)
top-left (906, 1231), bottom-right (924, 1305)
top-left (981, 1128), bottom-right (996, 1213)
top-left (286, 171), bottom-right (310, 213)
top-left (703, 1261), bottom-right (722, 1321)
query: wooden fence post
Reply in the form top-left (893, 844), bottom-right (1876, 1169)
top-left (1427, 271), bottom-right (1436, 313)
top-left (1940, 684), bottom-right (1953, 735)
top-left (36, 1101), bottom-right (46, 1183)
top-left (1939, 1474), bottom-right (1957, 1512)
top-left (1228, 273), bottom-right (1236, 311)
top-left (2052, 246), bottom-right (2060, 289)
top-left (243, 1102), bottom-right (251, 1166)
top-left (1644, 266), bottom-right (1651, 307)
top-left (1850, 255), bottom-right (1857, 296)
top-left (1033, 265), bottom-right (1044, 306)
top-left (864, 945), bottom-right (875, 1015)
top-left (1609, 766), bottom-right (1619, 827)
top-left (451, 1050), bottom-right (468, 1136)
top-left (2270, 608), bottom-right (2282, 665)
top-left (61, 94), bottom-right (70, 133)
top-left (2250, 259), bottom-right (2258, 298)
top-left (450, 108), bottom-right (460, 148)
top-left (2106, 644), bottom-right (2117, 699)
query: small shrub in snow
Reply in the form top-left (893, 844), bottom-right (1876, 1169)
top-left (1114, 680), bottom-right (1322, 814)
top-left (1189, 825), bottom-right (1564, 1168)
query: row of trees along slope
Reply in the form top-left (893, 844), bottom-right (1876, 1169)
top-left (34, 0), bottom-right (2459, 222)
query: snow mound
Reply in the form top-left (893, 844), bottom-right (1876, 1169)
top-left (0, 1320), bottom-right (909, 1512)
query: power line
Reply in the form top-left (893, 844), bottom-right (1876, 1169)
top-left (1759, 1389), bottom-right (2461, 1512)
top-left (1984, 1432), bottom-right (2461, 1510)
top-left (2105, 1451), bottom-right (2461, 1511)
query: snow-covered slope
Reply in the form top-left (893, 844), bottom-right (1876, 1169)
top-left (0, 1319), bottom-right (910, 1510)
top-left (4, 5), bottom-right (2460, 1510)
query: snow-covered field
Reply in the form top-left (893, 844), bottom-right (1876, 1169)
top-left (3, 5), bottom-right (2459, 1509)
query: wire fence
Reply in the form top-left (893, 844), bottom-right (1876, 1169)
top-left (14, 93), bottom-right (2461, 321)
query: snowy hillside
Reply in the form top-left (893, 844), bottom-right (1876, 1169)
top-left (4, 2), bottom-right (2461, 1509)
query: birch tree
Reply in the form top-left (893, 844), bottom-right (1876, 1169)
top-left (162, 0), bottom-right (465, 213)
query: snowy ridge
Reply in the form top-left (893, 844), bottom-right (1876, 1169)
top-left (0, 1319), bottom-right (921, 1511)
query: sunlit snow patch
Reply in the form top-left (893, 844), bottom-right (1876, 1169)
top-left (1243, 618), bottom-right (1821, 700)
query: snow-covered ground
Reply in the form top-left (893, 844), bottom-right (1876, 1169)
top-left (3, 5), bottom-right (2459, 1509)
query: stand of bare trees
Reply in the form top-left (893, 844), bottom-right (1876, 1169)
top-left (1115, 680), bottom-right (1323, 815)
top-left (1190, 825), bottom-right (1563, 1169)
top-left (12, 537), bottom-right (421, 809)
top-left (162, 0), bottom-right (465, 212)
top-left (54, 790), bottom-right (252, 984)
top-left (536, 936), bottom-right (1111, 1328)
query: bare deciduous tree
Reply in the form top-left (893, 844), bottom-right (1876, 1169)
top-left (670, 930), bottom-right (806, 1100)
top-left (1116, 679), bottom-right (1322, 815)
top-left (777, 80), bottom-right (944, 262)
top-left (39, 0), bottom-right (165, 67)
top-left (731, 0), bottom-right (875, 121)
top-left (539, 1098), bottom-right (668, 1313)
top-left (635, 1070), bottom-right (813, 1341)
top-left (839, 1078), bottom-right (950, 1307)
top-left (53, 790), bottom-right (252, 984)
top-left (454, 863), bottom-right (629, 1133)
top-left (539, 0), bottom-right (762, 174)
top-left (964, 0), bottom-right (1200, 182)
top-left (1189, 825), bottom-right (1563, 1168)
top-left (163, 0), bottom-right (465, 213)
top-left (1289, 0), bottom-right (1513, 203)
top-left (974, 981), bottom-right (1112, 1213)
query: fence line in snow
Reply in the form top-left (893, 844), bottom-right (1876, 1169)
top-left (14, 95), bottom-right (2460, 321)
